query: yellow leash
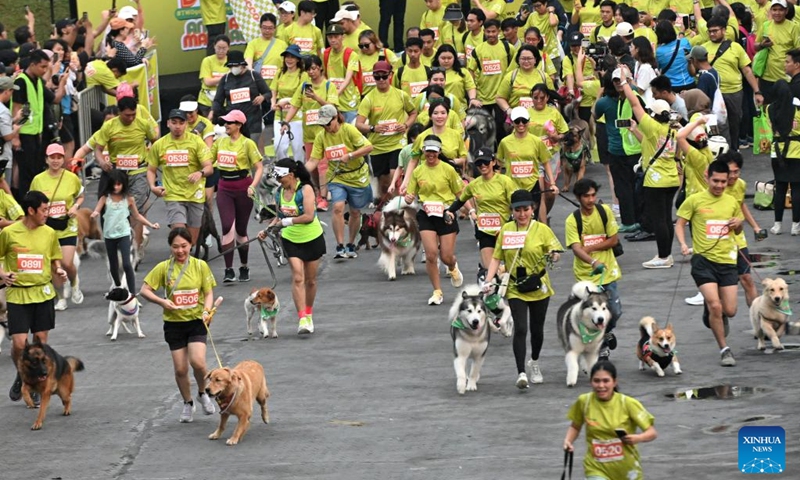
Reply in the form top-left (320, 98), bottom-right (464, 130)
top-left (204, 296), bottom-right (225, 369)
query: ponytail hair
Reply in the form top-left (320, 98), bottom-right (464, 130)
top-left (275, 157), bottom-right (312, 187)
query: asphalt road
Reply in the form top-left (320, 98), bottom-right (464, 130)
top-left (0, 151), bottom-right (798, 479)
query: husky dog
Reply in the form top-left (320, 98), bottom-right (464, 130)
top-left (450, 285), bottom-right (492, 394)
top-left (105, 287), bottom-right (145, 341)
top-left (637, 316), bottom-right (681, 377)
top-left (377, 206), bottom-right (421, 281)
top-left (465, 107), bottom-right (497, 168)
top-left (255, 161), bottom-right (281, 223)
top-left (556, 281), bottom-right (611, 387)
top-left (750, 277), bottom-right (791, 351)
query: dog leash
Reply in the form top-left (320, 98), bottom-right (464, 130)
top-left (203, 296), bottom-right (225, 369)
top-left (560, 450), bottom-right (573, 480)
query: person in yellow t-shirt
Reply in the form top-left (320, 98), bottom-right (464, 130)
top-left (754, 1), bottom-right (800, 103)
top-left (676, 160), bottom-right (743, 366)
top-left (85, 57), bottom-right (127, 96)
top-left (30, 143), bottom-right (84, 312)
top-left (147, 110), bottom-right (214, 246)
top-left (244, 13), bottom-right (289, 85)
top-left (276, 1), bottom-right (296, 42)
top-left (282, 1), bottom-right (325, 55)
top-left (323, 24), bottom-right (361, 122)
top-left (0, 189), bottom-right (23, 229)
top-left (418, 29), bottom-right (438, 67)
top-left (307, 105), bottom-right (374, 258)
top-left (433, 45), bottom-right (480, 117)
top-left (496, 45), bottom-right (554, 113)
top-left (392, 38), bottom-right (431, 100)
top-left (526, 84), bottom-right (565, 218)
top-left (420, 0), bottom-right (453, 47)
top-left (140, 227), bottom-right (218, 423)
top-left (197, 35), bottom-right (230, 118)
top-left (271, 45), bottom-right (310, 163)
top-left (356, 31), bottom-right (401, 98)
top-left (675, 115), bottom-right (724, 200)
top-left (524, 1), bottom-right (560, 71)
top-left (0, 190), bottom-right (67, 404)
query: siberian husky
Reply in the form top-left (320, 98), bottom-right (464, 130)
top-left (450, 285), bottom-right (491, 394)
top-left (105, 287), bottom-right (145, 341)
top-left (636, 316), bottom-right (681, 377)
top-left (377, 206), bottom-right (421, 281)
top-left (556, 281), bottom-right (610, 387)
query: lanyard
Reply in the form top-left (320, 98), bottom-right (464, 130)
top-left (165, 257), bottom-right (190, 298)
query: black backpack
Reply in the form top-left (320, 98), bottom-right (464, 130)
top-left (572, 204), bottom-right (624, 257)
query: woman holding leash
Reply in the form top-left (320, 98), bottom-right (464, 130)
top-left (405, 136), bottom-right (465, 306)
top-left (258, 158), bottom-right (325, 335)
top-left (141, 227), bottom-right (218, 423)
top-left (483, 189), bottom-right (562, 388)
top-left (270, 44), bottom-right (308, 163)
top-left (563, 360), bottom-right (657, 480)
top-left (30, 143), bottom-right (84, 312)
top-left (211, 109), bottom-right (263, 283)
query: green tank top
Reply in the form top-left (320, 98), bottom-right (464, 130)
top-left (277, 181), bottom-right (323, 243)
top-left (19, 73), bottom-right (44, 135)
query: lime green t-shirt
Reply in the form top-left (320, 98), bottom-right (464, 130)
top-left (567, 392), bottom-right (655, 480)
top-left (211, 134), bottom-right (261, 172)
top-left (393, 63), bottom-right (430, 99)
top-left (311, 123), bottom-right (372, 188)
top-left (591, 22), bottom-right (617, 44)
top-left (343, 24), bottom-right (370, 52)
top-left (669, 0), bottom-right (693, 13)
top-left (198, 55), bottom-right (229, 107)
top-left (756, 20), bottom-right (800, 82)
top-left (525, 12), bottom-right (558, 59)
top-left (93, 115), bottom-right (157, 175)
top-left (357, 87), bottom-right (416, 155)
top-left (638, 115), bottom-right (680, 188)
top-left (459, 173), bottom-right (516, 235)
top-left (85, 59), bottom-right (119, 91)
top-left (147, 133), bottom-right (212, 203)
top-left (468, 41), bottom-right (518, 105)
top-left (244, 36), bottom-right (289, 82)
top-left (496, 133), bottom-right (551, 191)
top-left (143, 256), bottom-right (216, 322)
top-left (282, 22), bottom-right (324, 55)
top-left (359, 49), bottom-right (400, 97)
top-left (188, 115), bottom-right (215, 144)
top-left (633, 26), bottom-right (657, 46)
top-left (683, 147), bottom-right (713, 198)
top-left (575, 3), bottom-right (602, 37)
top-left (677, 190), bottom-right (742, 265)
top-left (290, 79), bottom-right (339, 143)
top-left (30, 170), bottom-right (83, 240)
top-left (325, 47), bottom-right (361, 111)
top-left (277, 182), bottom-right (324, 243)
top-left (565, 204), bottom-right (622, 284)
top-left (420, 8), bottom-right (453, 47)
top-left (702, 40), bottom-right (750, 94)
top-left (526, 105), bottom-right (570, 155)
top-left (497, 68), bottom-right (552, 110)
top-left (444, 69), bottom-right (476, 117)
top-left (0, 220), bottom-right (62, 304)
top-left (0, 191), bottom-right (23, 224)
top-left (271, 69), bottom-right (309, 109)
top-left (463, 30), bottom-right (484, 62)
top-left (200, 0), bottom-right (227, 24)
top-left (411, 127), bottom-right (468, 163)
top-left (407, 160), bottom-right (463, 205)
top-left (726, 177), bottom-right (748, 249)
top-left (492, 220), bottom-right (563, 301)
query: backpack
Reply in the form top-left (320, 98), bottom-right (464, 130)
top-left (471, 40), bottom-right (512, 72)
top-left (572, 204), bottom-right (624, 257)
top-left (276, 184), bottom-right (305, 216)
top-left (396, 65), bottom-right (431, 88)
top-left (323, 47), bottom-right (362, 94)
top-left (700, 69), bottom-right (728, 124)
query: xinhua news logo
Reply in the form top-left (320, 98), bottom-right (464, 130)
top-left (738, 426), bottom-right (785, 474)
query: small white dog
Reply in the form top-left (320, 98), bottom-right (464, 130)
top-left (105, 287), bottom-right (145, 341)
top-left (244, 287), bottom-right (280, 339)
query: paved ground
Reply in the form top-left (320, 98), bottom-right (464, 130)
top-left (0, 151), bottom-right (798, 479)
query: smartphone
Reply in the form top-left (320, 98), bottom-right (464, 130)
top-left (615, 429), bottom-right (628, 438)
top-left (52, 52), bottom-right (60, 63)
top-left (82, 12), bottom-right (88, 21)
top-left (615, 119), bottom-right (632, 129)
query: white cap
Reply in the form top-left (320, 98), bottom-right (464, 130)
top-left (119, 6), bottom-right (139, 20)
top-left (689, 126), bottom-right (707, 143)
top-left (771, 0), bottom-right (788, 8)
top-left (650, 99), bottom-right (671, 115)
top-left (611, 68), bottom-right (623, 80)
top-left (331, 9), bottom-right (358, 22)
top-left (279, 1), bottom-right (297, 13)
top-left (179, 101), bottom-right (199, 112)
top-left (615, 22), bottom-right (634, 37)
top-left (708, 136), bottom-right (729, 158)
top-left (510, 106), bottom-right (530, 121)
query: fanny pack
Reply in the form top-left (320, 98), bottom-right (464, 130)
top-left (511, 267), bottom-right (545, 293)
top-left (219, 169), bottom-right (250, 180)
top-left (46, 217), bottom-right (70, 230)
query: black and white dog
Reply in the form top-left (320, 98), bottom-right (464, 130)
top-left (105, 287), bottom-right (145, 341)
top-left (556, 281), bottom-right (610, 387)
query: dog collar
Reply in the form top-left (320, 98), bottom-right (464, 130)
top-left (119, 299), bottom-right (139, 316)
top-left (777, 300), bottom-right (793, 316)
top-left (260, 305), bottom-right (278, 319)
top-left (451, 317), bottom-right (468, 330)
top-left (578, 323), bottom-right (603, 344)
top-left (216, 389), bottom-right (238, 415)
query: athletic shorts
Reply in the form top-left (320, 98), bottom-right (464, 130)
top-left (205, 168), bottom-right (220, 189)
top-left (691, 254), bottom-right (739, 288)
top-left (737, 247), bottom-right (750, 275)
top-left (417, 209), bottom-right (459, 236)
top-left (474, 227), bottom-right (498, 250)
top-left (163, 319), bottom-right (207, 351)
top-left (58, 235), bottom-right (78, 247)
top-left (165, 201), bottom-right (204, 228)
top-left (129, 172), bottom-right (151, 212)
top-left (370, 151), bottom-right (399, 177)
top-left (328, 182), bottom-right (372, 210)
top-left (282, 233), bottom-right (326, 262)
top-left (7, 299), bottom-right (56, 335)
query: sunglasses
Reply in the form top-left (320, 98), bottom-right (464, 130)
top-left (513, 118), bottom-right (529, 124)
top-left (373, 73), bottom-right (390, 80)
top-left (475, 160), bottom-right (492, 167)
top-left (358, 43), bottom-right (372, 49)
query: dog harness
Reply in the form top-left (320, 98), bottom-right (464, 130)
top-left (119, 298), bottom-right (140, 317)
top-left (393, 233), bottom-right (414, 249)
top-left (578, 323), bottom-right (603, 344)
top-left (639, 340), bottom-right (675, 370)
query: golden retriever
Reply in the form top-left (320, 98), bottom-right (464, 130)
top-left (750, 278), bottom-right (791, 351)
top-left (205, 360), bottom-right (270, 445)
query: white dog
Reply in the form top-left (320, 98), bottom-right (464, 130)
top-left (556, 281), bottom-right (611, 387)
top-left (105, 287), bottom-right (145, 341)
top-left (244, 288), bottom-right (280, 339)
top-left (450, 285), bottom-right (491, 394)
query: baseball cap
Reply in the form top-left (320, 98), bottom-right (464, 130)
top-left (650, 99), bottom-right (671, 116)
top-left (331, 9), bottom-right (358, 22)
top-left (316, 104), bottom-right (339, 125)
top-left (119, 6), bottom-right (139, 20)
top-left (115, 82), bottom-right (135, 100)
top-left (688, 45), bottom-right (708, 62)
top-left (615, 22), bottom-right (634, 37)
top-left (510, 190), bottom-right (534, 209)
top-left (45, 143), bottom-right (65, 157)
top-left (568, 32), bottom-right (584, 46)
top-left (326, 24), bottom-right (345, 36)
top-left (179, 101), bottom-right (199, 112)
top-left (474, 147), bottom-right (494, 165)
top-left (0, 77), bottom-right (20, 91)
top-left (423, 137), bottom-right (443, 152)
top-left (771, 0), bottom-right (788, 8)
top-left (219, 109), bottom-right (247, 124)
top-left (373, 61), bottom-right (392, 73)
top-left (510, 106), bottom-right (530, 121)
top-left (168, 109), bottom-right (187, 121)
top-left (444, 3), bottom-right (464, 21)
top-left (109, 17), bottom-right (134, 30)
top-left (55, 18), bottom-right (76, 31)
top-left (278, 1), bottom-right (297, 13)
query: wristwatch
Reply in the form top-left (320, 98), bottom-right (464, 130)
top-left (370, 125), bottom-right (375, 132)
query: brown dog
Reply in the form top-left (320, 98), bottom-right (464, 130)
top-left (750, 277), bottom-right (791, 351)
top-left (74, 207), bottom-right (102, 256)
top-left (17, 341), bottom-right (85, 430)
top-left (636, 316), bottom-right (681, 377)
top-left (205, 360), bottom-right (270, 445)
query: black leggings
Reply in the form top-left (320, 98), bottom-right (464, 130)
top-left (774, 181), bottom-right (800, 223)
top-left (106, 235), bottom-right (136, 294)
top-left (217, 185), bottom-right (253, 268)
top-left (644, 186), bottom-right (679, 258)
top-left (508, 297), bottom-right (550, 373)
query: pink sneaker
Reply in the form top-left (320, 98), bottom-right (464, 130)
top-left (316, 197), bottom-right (328, 212)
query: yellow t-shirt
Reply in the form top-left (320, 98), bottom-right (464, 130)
top-left (638, 115), bottom-right (680, 188)
top-left (575, 3), bottom-right (602, 37)
top-left (290, 79), bottom-right (339, 143)
top-left (459, 174), bottom-right (516, 235)
top-left (702, 40), bottom-right (750, 94)
top-left (188, 116), bottom-right (215, 143)
top-left (359, 49), bottom-right (400, 97)
top-left (198, 55), bottom-right (230, 107)
top-left (343, 24), bottom-right (370, 52)
top-left (756, 19), bottom-right (800, 82)
top-left (407, 160), bottom-right (463, 205)
top-left (357, 87), bottom-right (416, 155)
top-left (526, 105), bottom-right (570, 155)
top-left (85, 60), bottom-right (119, 91)
top-left (325, 47), bottom-right (361, 111)
top-left (147, 133), bottom-right (212, 203)
top-left (683, 147), bottom-right (713, 198)
top-left (0, 220), bottom-right (62, 304)
top-left (420, 8), bottom-right (453, 47)
top-left (444, 69), bottom-right (476, 117)
top-left (200, 0), bottom-right (227, 25)
top-left (496, 133), bottom-right (551, 191)
top-left (282, 22), bottom-right (324, 55)
top-left (496, 68), bottom-right (552, 110)
top-left (311, 123), bottom-right (372, 188)
top-left (411, 127), bottom-right (467, 163)
top-left (525, 12), bottom-right (558, 59)
top-left (30, 170), bottom-right (83, 240)
top-left (591, 22), bottom-right (617, 44)
top-left (633, 26), bottom-right (657, 47)
top-left (492, 220), bottom-right (563, 301)
top-left (244, 37), bottom-right (289, 82)
top-left (468, 41), bottom-right (518, 105)
top-left (676, 190), bottom-right (742, 265)
top-left (564, 204), bottom-right (621, 284)
top-left (271, 69), bottom-right (310, 108)
top-left (393, 63), bottom-right (430, 99)
top-left (463, 30), bottom-right (484, 63)
top-left (0, 190), bottom-right (24, 224)
top-left (726, 177), bottom-right (748, 249)
top-left (93, 116), bottom-right (157, 175)
top-left (669, 0), bottom-right (693, 13)
top-left (143, 256), bottom-right (216, 322)
top-left (211, 135), bottom-right (261, 172)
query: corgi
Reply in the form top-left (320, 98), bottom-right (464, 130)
top-left (637, 316), bottom-right (681, 377)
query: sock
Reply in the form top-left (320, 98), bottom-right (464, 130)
top-left (720, 346), bottom-right (730, 354)
top-left (185, 400), bottom-right (194, 406)
top-left (306, 306), bottom-right (313, 316)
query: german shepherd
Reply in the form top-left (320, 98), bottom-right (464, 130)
top-left (17, 341), bottom-right (85, 430)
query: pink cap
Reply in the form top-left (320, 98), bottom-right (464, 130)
top-left (46, 143), bottom-right (65, 157)
top-left (219, 109), bottom-right (247, 124)
top-left (116, 82), bottom-right (135, 100)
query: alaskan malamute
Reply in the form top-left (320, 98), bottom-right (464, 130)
top-left (377, 206), bottom-right (420, 281)
top-left (450, 286), bottom-right (491, 394)
top-left (556, 281), bottom-right (610, 387)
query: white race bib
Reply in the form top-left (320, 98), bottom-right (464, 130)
top-left (510, 161), bottom-right (535, 178)
top-left (409, 81), bottom-right (428, 97)
top-left (501, 231), bottom-right (527, 249)
top-left (423, 201), bottom-right (444, 217)
top-left (48, 201), bottom-right (67, 218)
top-left (17, 254), bottom-right (44, 274)
top-left (592, 438), bottom-right (624, 463)
top-left (519, 97), bottom-right (534, 108)
top-left (230, 87), bottom-right (251, 104)
top-left (305, 109), bottom-right (319, 125)
top-left (165, 150), bottom-right (190, 167)
top-left (217, 150), bottom-right (237, 168)
top-left (295, 37), bottom-right (314, 52)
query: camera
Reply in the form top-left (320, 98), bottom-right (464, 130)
top-left (586, 43), bottom-right (610, 71)
top-left (16, 103), bottom-right (31, 125)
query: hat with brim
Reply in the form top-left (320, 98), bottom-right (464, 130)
top-left (109, 17), bottom-right (134, 30)
top-left (281, 44), bottom-right (303, 60)
top-left (220, 109), bottom-right (247, 124)
top-left (615, 22), bottom-right (634, 37)
top-left (168, 109), bottom-right (187, 121)
top-left (687, 45), bottom-right (708, 62)
top-left (771, 0), bottom-right (788, 8)
top-left (119, 6), bottom-right (139, 20)
top-left (0, 77), bottom-right (20, 91)
top-left (423, 138), bottom-right (442, 152)
top-left (46, 143), bottom-right (65, 157)
top-left (225, 50), bottom-right (247, 66)
top-left (373, 61), bottom-right (392, 74)
top-left (331, 10), bottom-right (358, 22)
top-left (474, 147), bottom-right (494, 165)
top-left (444, 4), bottom-right (464, 21)
top-left (510, 106), bottom-right (530, 121)
top-left (326, 24), bottom-right (345, 36)
top-left (179, 101), bottom-right (199, 112)
top-left (650, 99), bottom-right (671, 116)
top-left (55, 18), bottom-right (77, 31)
top-left (568, 32), bottom-right (584, 46)
top-left (316, 104), bottom-right (338, 125)
top-left (510, 189), bottom-right (534, 209)
top-left (278, 1), bottom-right (297, 13)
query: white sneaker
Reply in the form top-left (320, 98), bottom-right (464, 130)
top-left (685, 292), bottom-right (704, 306)
top-left (298, 316), bottom-right (312, 335)
top-left (71, 278), bottom-right (84, 304)
top-left (449, 264), bottom-right (463, 288)
top-left (612, 204), bottom-right (620, 217)
top-left (642, 255), bottom-right (674, 269)
top-left (792, 222), bottom-right (800, 236)
top-left (54, 298), bottom-right (68, 311)
top-left (306, 315), bottom-right (315, 334)
top-left (527, 359), bottom-right (543, 384)
top-left (179, 402), bottom-right (195, 423)
top-left (197, 392), bottom-right (215, 415)
top-left (428, 290), bottom-right (444, 305)
top-left (515, 372), bottom-right (529, 389)
top-left (770, 222), bottom-right (782, 235)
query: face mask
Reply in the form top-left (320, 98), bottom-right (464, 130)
top-left (230, 66), bottom-right (244, 76)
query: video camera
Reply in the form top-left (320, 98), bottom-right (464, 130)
top-left (586, 43), bottom-right (610, 72)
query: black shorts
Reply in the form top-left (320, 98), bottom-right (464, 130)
top-left (474, 227), bottom-right (498, 250)
top-left (7, 299), bottom-right (56, 335)
top-left (206, 168), bottom-right (220, 189)
top-left (691, 254), bottom-right (739, 288)
top-left (59, 235), bottom-right (78, 247)
top-left (59, 114), bottom-right (75, 144)
top-left (370, 151), bottom-right (399, 178)
top-left (417, 209), bottom-right (459, 236)
top-left (281, 233), bottom-right (326, 262)
top-left (163, 319), bottom-right (207, 351)
top-left (737, 247), bottom-right (750, 275)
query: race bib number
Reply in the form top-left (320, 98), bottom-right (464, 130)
top-left (295, 37), bottom-right (313, 52)
top-left (477, 213), bottom-right (502, 232)
top-left (378, 119), bottom-right (402, 136)
top-left (331, 78), bottom-right (345, 91)
top-left (48, 201), bottom-right (67, 218)
top-left (519, 97), bottom-right (534, 108)
top-left (423, 201), bottom-right (444, 217)
top-left (280, 205), bottom-right (298, 217)
top-left (362, 71), bottom-right (375, 87)
top-left (409, 81), bottom-right (428, 97)
top-left (431, 27), bottom-right (440, 41)
top-left (165, 150), bottom-right (190, 167)
top-left (305, 109), bottom-right (319, 125)
top-left (592, 438), bottom-right (624, 463)
top-left (217, 150), bottom-right (237, 168)
top-left (172, 289), bottom-right (199, 310)
top-left (482, 59), bottom-right (502, 75)
top-left (260, 64), bottom-right (278, 80)
top-left (706, 220), bottom-right (730, 239)
top-left (580, 23), bottom-right (597, 36)
top-left (583, 234), bottom-right (606, 247)
top-left (501, 231), bottom-right (527, 249)
top-left (17, 254), bottom-right (44, 274)
top-left (324, 144), bottom-right (348, 162)
top-left (230, 87), bottom-right (251, 104)
top-left (510, 161), bottom-right (535, 178)
top-left (116, 154), bottom-right (140, 170)
top-left (465, 45), bottom-right (475, 59)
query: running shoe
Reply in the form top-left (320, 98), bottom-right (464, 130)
top-left (238, 266), bottom-right (250, 282)
top-left (792, 222), bottom-right (800, 236)
top-left (334, 244), bottom-right (346, 259)
top-left (179, 402), bottom-right (195, 423)
top-left (71, 278), bottom-right (84, 304)
top-left (223, 268), bottom-right (236, 282)
top-left (515, 372), bottom-right (529, 389)
top-left (316, 197), bottom-right (328, 212)
top-left (55, 298), bottom-right (68, 311)
top-left (685, 292), bottom-right (704, 306)
top-left (720, 348), bottom-right (736, 367)
top-left (197, 392), bottom-right (215, 415)
top-left (642, 255), bottom-right (673, 269)
top-left (449, 264), bottom-right (463, 288)
top-left (9, 376), bottom-right (22, 402)
top-left (428, 290), bottom-right (444, 305)
top-left (298, 316), bottom-right (313, 334)
top-left (345, 244), bottom-right (358, 258)
top-left (527, 360), bottom-right (543, 384)
top-left (770, 222), bottom-right (782, 235)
